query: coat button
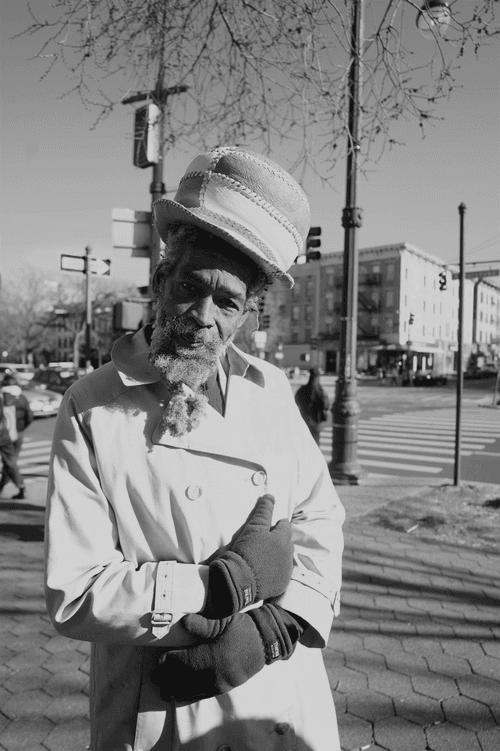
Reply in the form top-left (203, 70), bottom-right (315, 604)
top-left (251, 470), bottom-right (266, 486)
top-left (275, 722), bottom-right (291, 735)
top-left (185, 485), bottom-right (202, 500)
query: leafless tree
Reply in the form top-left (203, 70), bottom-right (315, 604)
top-left (16, 1), bottom-right (499, 177)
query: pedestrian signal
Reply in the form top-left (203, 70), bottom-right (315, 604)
top-left (409, 313), bottom-right (414, 325)
top-left (439, 271), bottom-right (447, 291)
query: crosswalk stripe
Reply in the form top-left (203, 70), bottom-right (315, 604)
top-left (358, 420), bottom-right (500, 437)
top-left (357, 442), bottom-right (472, 456)
top-left (22, 439), bottom-right (53, 448)
top-left (321, 427), bottom-right (491, 447)
top-left (355, 459), bottom-right (443, 474)
top-left (356, 427), bottom-right (495, 442)
top-left (357, 448), bottom-right (455, 464)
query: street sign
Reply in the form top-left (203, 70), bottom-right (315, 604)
top-left (452, 269), bottom-right (499, 280)
top-left (112, 208), bottom-right (152, 256)
top-left (91, 258), bottom-right (111, 276)
top-left (60, 254), bottom-right (85, 272)
top-left (60, 254), bottom-right (111, 276)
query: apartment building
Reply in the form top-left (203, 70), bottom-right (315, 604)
top-left (282, 242), bottom-right (500, 375)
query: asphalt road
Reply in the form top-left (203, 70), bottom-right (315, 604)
top-left (12, 377), bottom-right (500, 493)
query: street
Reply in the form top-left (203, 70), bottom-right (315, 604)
top-left (11, 378), bottom-right (500, 492)
top-left (295, 377), bottom-right (500, 485)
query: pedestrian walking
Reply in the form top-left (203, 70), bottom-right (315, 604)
top-left (45, 147), bottom-right (345, 751)
top-left (389, 365), bottom-right (398, 386)
top-left (294, 367), bottom-right (329, 445)
top-left (0, 381), bottom-right (27, 499)
top-left (0, 374), bottom-right (33, 493)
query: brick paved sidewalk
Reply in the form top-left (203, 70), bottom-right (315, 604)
top-left (326, 509), bottom-right (500, 751)
top-left (0, 479), bottom-right (499, 750)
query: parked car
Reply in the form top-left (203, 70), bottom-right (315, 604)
top-left (412, 372), bottom-right (448, 387)
top-left (30, 368), bottom-right (79, 394)
top-left (22, 385), bottom-right (63, 418)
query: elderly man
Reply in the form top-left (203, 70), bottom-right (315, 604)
top-left (45, 147), bottom-right (345, 751)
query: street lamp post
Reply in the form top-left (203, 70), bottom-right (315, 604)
top-left (329, 0), bottom-right (451, 485)
top-left (329, 0), bottom-right (364, 484)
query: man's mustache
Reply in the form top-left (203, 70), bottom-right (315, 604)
top-left (165, 316), bottom-right (220, 346)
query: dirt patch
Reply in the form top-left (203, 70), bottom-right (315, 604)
top-left (360, 483), bottom-right (500, 552)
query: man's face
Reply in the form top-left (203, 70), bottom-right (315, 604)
top-left (150, 244), bottom-right (252, 390)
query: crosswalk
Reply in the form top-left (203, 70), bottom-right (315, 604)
top-left (13, 409), bottom-right (500, 484)
top-left (320, 408), bottom-right (500, 478)
top-left (18, 438), bottom-right (52, 484)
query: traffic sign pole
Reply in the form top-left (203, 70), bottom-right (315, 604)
top-left (85, 246), bottom-right (93, 372)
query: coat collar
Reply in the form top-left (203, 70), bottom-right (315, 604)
top-left (112, 325), bottom-right (265, 390)
top-left (112, 327), bottom-right (267, 466)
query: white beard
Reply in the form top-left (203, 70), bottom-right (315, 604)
top-left (149, 312), bottom-right (233, 436)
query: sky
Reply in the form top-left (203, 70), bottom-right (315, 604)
top-left (1, 0), bottom-right (499, 288)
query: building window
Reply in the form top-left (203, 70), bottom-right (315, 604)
top-left (480, 311), bottom-right (483, 322)
top-left (305, 304), bottom-right (313, 321)
top-left (439, 326), bottom-right (441, 338)
top-left (423, 301), bottom-right (426, 312)
top-left (386, 290), bottom-right (394, 308)
top-left (306, 278), bottom-right (315, 298)
top-left (423, 275), bottom-right (426, 287)
top-left (387, 263), bottom-right (395, 281)
top-left (372, 264), bottom-right (380, 273)
top-left (292, 280), bottom-right (301, 299)
top-left (433, 304), bottom-right (436, 314)
top-left (403, 321), bottom-right (407, 333)
top-left (480, 292), bottom-right (484, 303)
top-left (404, 295), bottom-right (407, 307)
top-left (326, 272), bottom-right (334, 288)
top-left (422, 325), bottom-right (425, 336)
top-left (405, 268), bottom-right (408, 280)
top-left (479, 331), bottom-right (483, 342)
top-left (325, 292), bottom-right (334, 312)
top-left (291, 330), bottom-right (298, 343)
top-left (304, 328), bottom-right (311, 341)
top-left (292, 305), bottom-right (300, 321)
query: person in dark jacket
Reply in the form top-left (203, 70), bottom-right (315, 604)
top-left (0, 374), bottom-right (32, 499)
top-left (294, 367), bottom-right (329, 445)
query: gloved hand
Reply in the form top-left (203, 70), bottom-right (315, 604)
top-left (202, 494), bottom-right (293, 619)
top-left (152, 604), bottom-right (298, 703)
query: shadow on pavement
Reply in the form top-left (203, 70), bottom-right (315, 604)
top-left (0, 523), bottom-right (44, 541)
top-left (0, 501), bottom-right (45, 512)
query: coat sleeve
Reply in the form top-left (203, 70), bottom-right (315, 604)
top-left (275, 385), bottom-right (345, 649)
top-left (44, 391), bottom-right (208, 647)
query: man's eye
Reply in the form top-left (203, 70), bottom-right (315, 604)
top-left (180, 282), bottom-right (198, 294)
top-left (219, 298), bottom-right (239, 311)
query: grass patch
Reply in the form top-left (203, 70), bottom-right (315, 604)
top-left (360, 483), bottom-right (500, 552)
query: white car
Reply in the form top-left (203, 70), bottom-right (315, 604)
top-left (22, 385), bottom-right (63, 418)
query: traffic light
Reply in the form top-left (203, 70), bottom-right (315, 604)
top-left (133, 103), bottom-right (160, 168)
top-left (306, 226), bottom-right (322, 262)
top-left (439, 271), bottom-right (447, 291)
top-left (409, 313), bottom-right (414, 325)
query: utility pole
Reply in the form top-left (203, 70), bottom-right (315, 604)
top-left (84, 245), bottom-right (93, 372)
top-left (454, 203), bottom-right (466, 487)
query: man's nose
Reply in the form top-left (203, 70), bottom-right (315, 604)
top-left (189, 296), bottom-right (215, 328)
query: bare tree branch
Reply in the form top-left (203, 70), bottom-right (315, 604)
top-left (15, 0), bottom-right (499, 177)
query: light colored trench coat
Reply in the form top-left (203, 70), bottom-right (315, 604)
top-left (45, 328), bottom-right (345, 751)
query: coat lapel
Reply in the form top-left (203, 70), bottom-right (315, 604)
top-left (151, 373), bottom-right (267, 468)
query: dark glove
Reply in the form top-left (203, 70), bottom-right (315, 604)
top-left (152, 604), bottom-right (297, 703)
top-left (202, 494), bottom-right (293, 618)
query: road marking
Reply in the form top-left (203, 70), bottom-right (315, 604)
top-left (357, 441), bottom-right (473, 456)
top-left (355, 459), bottom-right (442, 474)
top-left (357, 448), bottom-right (455, 464)
top-left (322, 427), bottom-right (489, 449)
